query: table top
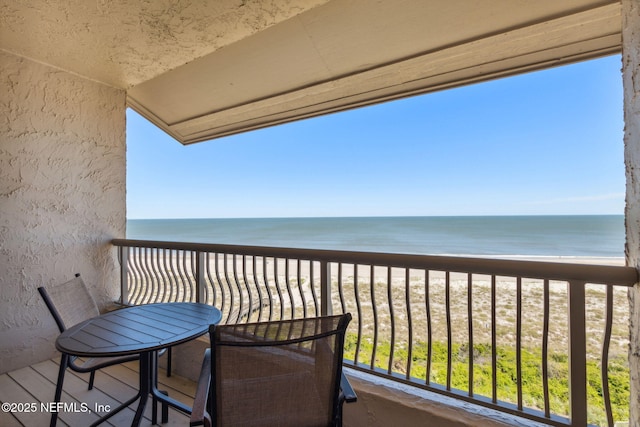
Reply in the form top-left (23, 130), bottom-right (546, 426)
top-left (56, 302), bottom-right (222, 357)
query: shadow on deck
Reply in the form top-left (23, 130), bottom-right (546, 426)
top-left (0, 358), bottom-right (193, 426)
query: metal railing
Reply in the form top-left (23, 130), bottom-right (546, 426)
top-left (112, 238), bottom-right (637, 427)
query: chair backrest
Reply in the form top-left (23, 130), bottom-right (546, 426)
top-left (38, 274), bottom-right (100, 332)
top-left (209, 313), bottom-right (352, 427)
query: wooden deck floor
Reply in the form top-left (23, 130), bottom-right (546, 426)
top-left (0, 358), bottom-right (195, 426)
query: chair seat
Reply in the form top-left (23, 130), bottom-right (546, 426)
top-left (190, 314), bottom-right (357, 427)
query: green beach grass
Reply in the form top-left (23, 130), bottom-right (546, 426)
top-left (343, 335), bottom-right (629, 426)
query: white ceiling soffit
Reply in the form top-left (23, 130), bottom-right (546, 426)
top-left (127, 0), bottom-right (622, 145)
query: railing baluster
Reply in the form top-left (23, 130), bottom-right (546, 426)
top-left (263, 257), bottom-right (273, 321)
top-left (128, 246), bottom-right (141, 304)
top-left (370, 264), bottom-right (378, 371)
top-left (320, 260), bottom-right (332, 316)
top-left (542, 279), bottom-right (551, 418)
top-left (406, 268), bottom-right (413, 380)
top-left (338, 263), bottom-right (346, 314)
top-left (253, 256), bottom-right (263, 322)
top-left (298, 259), bottom-right (307, 318)
top-left (241, 255), bottom-right (253, 322)
top-left (140, 248), bottom-right (153, 304)
top-left (165, 249), bottom-right (178, 302)
top-left (148, 249), bottom-right (161, 302)
top-left (602, 285), bottom-right (615, 427)
top-left (185, 250), bottom-right (193, 301)
top-left (191, 251), bottom-right (198, 302)
top-left (354, 264), bottom-right (363, 366)
top-left (204, 253), bottom-right (215, 306)
top-left (387, 267), bottom-right (395, 375)
top-left (222, 254), bottom-right (234, 322)
top-left (445, 271), bottom-right (452, 391)
top-left (232, 254), bottom-right (244, 323)
top-left (130, 246), bottom-right (144, 305)
top-left (177, 250), bottom-right (189, 302)
top-left (285, 259), bottom-right (295, 319)
top-left (215, 254), bottom-right (227, 319)
top-left (309, 260), bottom-right (320, 316)
top-left (119, 246), bottom-right (129, 305)
top-left (126, 248), bottom-right (136, 303)
top-left (568, 280), bottom-right (588, 427)
top-left (180, 251), bottom-right (188, 301)
top-left (161, 250), bottom-right (169, 301)
top-left (491, 275), bottom-right (497, 403)
top-left (309, 261), bottom-right (319, 316)
top-left (425, 269), bottom-right (432, 386)
top-left (468, 273), bottom-right (473, 397)
top-left (196, 251), bottom-right (205, 303)
top-left (517, 277), bottom-right (523, 410)
top-left (274, 258), bottom-right (285, 319)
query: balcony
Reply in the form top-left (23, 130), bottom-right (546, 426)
top-left (0, 238), bottom-right (635, 426)
top-left (97, 238), bottom-right (635, 427)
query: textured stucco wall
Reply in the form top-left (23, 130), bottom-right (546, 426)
top-left (624, 0), bottom-right (640, 426)
top-left (0, 51), bottom-right (126, 374)
top-left (0, 0), bottom-right (329, 89)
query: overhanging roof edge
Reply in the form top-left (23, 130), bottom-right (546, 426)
top-left (127, 2), bottom-right (622, 145)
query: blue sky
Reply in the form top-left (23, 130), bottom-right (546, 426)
top-left (127, 55), bottom-right (624, 219)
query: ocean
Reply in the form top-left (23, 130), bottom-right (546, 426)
top-left (126, 215), bottom-right (625, 258)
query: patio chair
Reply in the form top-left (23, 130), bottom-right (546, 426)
top-left (190, 313), bottom-right (357, 427)
top-left (38, 274), bottom-right (170, 424)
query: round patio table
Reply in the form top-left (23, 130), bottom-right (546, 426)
top-left (54, 302), bottom-right (222, 427)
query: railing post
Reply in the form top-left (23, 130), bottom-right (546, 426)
top-left (119, 246), bottom-right (129, 306)
top-left (196, 251), bottom-right (206, 303)
top-left (320, 260), bottom-right (332, 316)
top-left (568, 280), bottom-right (588, 427)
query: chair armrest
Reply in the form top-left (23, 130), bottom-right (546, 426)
top-left (190, 349), bottom-right (212, 427)
top-left (340, 371), bottom-right (357, 403)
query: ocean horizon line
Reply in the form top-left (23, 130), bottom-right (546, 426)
top-left (127, 215), bottom-right (625, 258)
top-left (128, 213), bottom-right (624, 221)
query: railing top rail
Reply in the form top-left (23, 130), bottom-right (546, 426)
top-left (112, 238), bottom-right (638, 286)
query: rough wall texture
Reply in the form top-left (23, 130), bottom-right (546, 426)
top-left (0, 51), bottom-right (126, 374)
top-left (624, 0), bottom-right (640, 425)
top-left (0, 0), bottom-right (329, 89)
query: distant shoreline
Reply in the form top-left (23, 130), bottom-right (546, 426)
top-left (128, 214), bottom-right (625, 220)
top-left (470, 255), bottom-right (625, 266)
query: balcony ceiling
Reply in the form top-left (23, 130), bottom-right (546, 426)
top-left (1, 0), bottom-right (621, 144)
